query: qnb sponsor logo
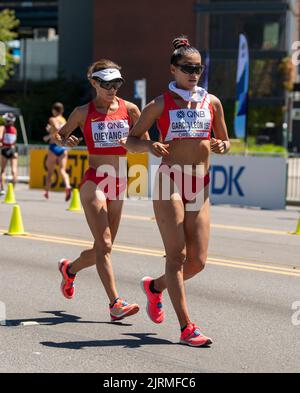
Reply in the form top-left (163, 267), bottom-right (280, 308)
top-left (176, 110), bottom-right (185, 119)
top-left (95, 120), bottom-right (127, 131)
top-left (186, 110), bottom-right (206, 119)
top-left (97, 123), bottom-right (105, 131)
top-left (107, 122), bottom-right (126, 130)
top-left (0, 41), bottom-right (6, 66)
top-left (291, 301), bottom-right (300, 326)
top-left (175, 109), bottom-right (207, 120)
top-left (0, 301), bottom-right (6, 326)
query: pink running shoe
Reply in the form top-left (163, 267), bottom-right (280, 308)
top-left (58, 259), bottom-right (76, 299)
top-left (110, 298), bottom-right (140, 322)
top-left (141, 276), bottom-right (165, 324)
top-left (180, 323), bottom-right (212, 347)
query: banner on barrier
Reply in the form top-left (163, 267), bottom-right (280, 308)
top-left (148, 155), bottom-right (286, 210)
top-left (29, 149), bottom-right (148, 196)
top-left (30, 150), bottom-right (286, 209)
top-left (210, 155), bottom-right (286, 209)
top-left (30, 149), bottom-right (89, 190)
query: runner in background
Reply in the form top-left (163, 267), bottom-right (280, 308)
top-left (126, 36), bottom-right (230, 346)
top-left (55, 59), bottom-right (148, 322)
top-left (0, 113), bottom-right (18, 196)
top-left (44, 102), bottom-right (71, 201)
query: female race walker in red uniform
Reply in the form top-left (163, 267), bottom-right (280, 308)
top-left (126, 37), bottom-right (230, 346)
top-left (55, 59), bottom-right (145, 321)
top-left (0, 113), bottom-right (18, 196)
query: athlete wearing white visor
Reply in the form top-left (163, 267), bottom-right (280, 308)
top-left (55, 59), bottom-right (148, 324)
top-left (91, 68), bottom-right (125, 91)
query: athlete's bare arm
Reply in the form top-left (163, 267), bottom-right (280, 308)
top-left (210, 94), bottom-right (230, 154)
top-left (0, 125), bottom-right (4, 146)
top-left (46, 117), bottom-right (58, 136)
top-left (126, 96), bottom-right (169, 157)
top-left (55, 105), bottom-right (88, 147)
top-left (125, 101), bottom-right (150, 141)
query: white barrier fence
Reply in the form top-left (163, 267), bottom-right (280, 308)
top-left (5, 145), bottom-right (300, 207)
top-left (287, 156), bottom-right (300, 204)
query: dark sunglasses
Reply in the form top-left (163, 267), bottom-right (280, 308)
top-left (93, 78), bottom-right (124, 90)
top-left (175, 64), bottom-right (205, 75)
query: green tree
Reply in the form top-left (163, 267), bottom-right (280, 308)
top-left (0, 9), bottom-right (19, 88)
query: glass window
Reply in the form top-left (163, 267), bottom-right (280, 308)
top-left (208, 58), bottom-right (285, 99)
top-left (210, 13), bottom-right (285, 51)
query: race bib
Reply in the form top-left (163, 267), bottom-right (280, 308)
top-left (165, 108), bottom-right (212, 140)
top-left (91, 120), bottom-right (129, 148)
top-left (3, 133), bottom-right (16, 145)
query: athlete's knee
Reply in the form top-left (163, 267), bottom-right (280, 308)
top-left (94, 239), bottom-right (112, 256)
top-left (60, 168), bottom-right (68, 177)
top-left (166, 250), bottom-right (186, 270)
top-left (186, 255), bottom-right (207, 275)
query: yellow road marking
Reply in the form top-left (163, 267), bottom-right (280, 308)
top-left (122, 214), bottom-right (156, 221)
top-left (1, 229), bottom-right (300, 278)
top-left (209, 257), bottom-right (300, 274)
top-left (118, 214), bottom-right (293, 236)
top-left (212, 223), bottom-right (288, 236)
top-left (208, 261), bottom-right (300, 277)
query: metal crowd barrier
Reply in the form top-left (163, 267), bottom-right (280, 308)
top-left (286, 154), bottom-right (300, 205)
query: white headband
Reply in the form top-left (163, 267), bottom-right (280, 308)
top-left (91, 68), bottom-right (123, 81)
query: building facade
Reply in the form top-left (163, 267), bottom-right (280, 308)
top-left (0, 1), bottom-right (58, 37)
top-left (196, 0), bottom-right (300, 143)
top-left (57, 0), bottom-right (300, 141)
top-left (0, 1), bottom-right (59, 81)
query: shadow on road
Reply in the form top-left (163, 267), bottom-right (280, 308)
top-left (3, 310), bottom-right (132, 327)
top-left (41, 332), bottom-right (173, 349)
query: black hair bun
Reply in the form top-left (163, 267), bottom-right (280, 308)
top-left (172, 36), bottom-right (190, 50)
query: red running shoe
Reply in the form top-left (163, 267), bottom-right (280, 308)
top-left (180, 322), bottom-right (213, 347)
top-left (141, 276), bottom-right (165, 324)
top-left (110, 298), bottom-right (140, 322)
top-left (58, 258), bottom-right (76, 299)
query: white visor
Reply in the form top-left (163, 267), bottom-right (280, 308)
top-left (2, 112), bottom-right (16, 122)
top-left (91, 68), bottom-right (123, 82)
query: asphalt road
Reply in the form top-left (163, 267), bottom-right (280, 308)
top-left (0, 185), bottom-right (300, 373)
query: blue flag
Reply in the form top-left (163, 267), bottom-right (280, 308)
top-left (201, 52), bottom-right (210, 91)
top-left (234, 34), bottom-right (249, 139)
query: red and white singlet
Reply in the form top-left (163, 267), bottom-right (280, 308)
top-left (157, 90), bottom-right (214, 142)
top-left (1, 125), bottom-right (17, 147)
top-left (83, 98), bottom-right (131, 156)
